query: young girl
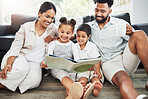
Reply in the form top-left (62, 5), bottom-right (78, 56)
top-left (75, 23), bottom-right (103, 97)
top-left (44, 17), bottom-right (95, 99)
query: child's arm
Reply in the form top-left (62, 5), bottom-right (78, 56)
top-left (93, 61), bottom-right (102, 79)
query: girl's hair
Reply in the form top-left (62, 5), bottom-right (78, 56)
top-left (77, 23), bottom-right (91, 37)
top-left (59, 17), bottom-right (76, 31)
top-left (39, 2), bottom-right (56, 14)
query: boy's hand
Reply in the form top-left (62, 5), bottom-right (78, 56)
top-left (94, 70), bottom-right (102, 79)
top-left (41, 61), bottom-right (48, 68)
top-left (93, 65), bottom-right (102, 79)
top-left (89, 66), bottom-right (96, 71)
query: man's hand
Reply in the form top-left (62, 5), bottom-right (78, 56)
top-left (41, 61), bottom-right (48, 68)
top-left (0, 65), bottom-right (12, 79)
top-left (126, 24), bottom-right (133, 35)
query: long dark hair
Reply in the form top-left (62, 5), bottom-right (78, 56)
top-left (38, 2), bottom-right (56, 14)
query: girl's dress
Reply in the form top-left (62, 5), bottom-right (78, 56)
top-left (48, 40), bottom-right (78, 81)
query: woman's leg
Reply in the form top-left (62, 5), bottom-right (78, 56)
top-left (19, 62), bottom-right (42, 93)
top-left (0, 55), bottom-right (29, 92)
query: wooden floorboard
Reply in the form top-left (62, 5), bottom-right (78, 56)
top-left (0, 69), bottom-right (147, 99)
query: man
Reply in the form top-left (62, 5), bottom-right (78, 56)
top-left (89, 0), bottom-right (148, 98)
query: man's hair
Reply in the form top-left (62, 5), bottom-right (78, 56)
top-left (77, 24), bottom-right (91, 37)
top-left (94, 0), bottom-right (114, 8)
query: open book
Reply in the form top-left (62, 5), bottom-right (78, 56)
top-left (45, 54), bottom-right (102, 73)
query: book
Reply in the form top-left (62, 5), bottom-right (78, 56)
top-left (45, 54), bottom-right (102, 73)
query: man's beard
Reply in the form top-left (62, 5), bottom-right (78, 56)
top-left (95, 14), bottom-right (109, 23)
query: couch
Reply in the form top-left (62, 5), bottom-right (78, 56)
top-left (0, 13), bottom-right (147, 68)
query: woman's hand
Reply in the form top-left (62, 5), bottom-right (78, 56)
top-left (0, 65), bottom-right (12, 79)
top-left (44, 35), bottom-right (54, 43)
top-left (41, 61), bottom-right (48, 68)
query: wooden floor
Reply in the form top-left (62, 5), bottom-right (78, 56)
top-left (0, 69), bottom-right (147, 99)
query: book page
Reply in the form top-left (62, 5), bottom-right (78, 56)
top-left (45, 56), bottom-right (74, 71)
top-left (71, 58), bottom-right (101, 73)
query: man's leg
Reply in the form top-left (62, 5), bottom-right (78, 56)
top-left (112, 71), bottom-right (139, 99)
top-left (128, 30), bottom-right (148, 74)
top-left (128, 30), bottom-right (148, 90)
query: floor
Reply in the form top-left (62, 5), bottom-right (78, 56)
top-left (0, 69), bottom-right (147, 99)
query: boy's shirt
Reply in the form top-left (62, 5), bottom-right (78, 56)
top-left (75, 41), bottom-right (100, 59)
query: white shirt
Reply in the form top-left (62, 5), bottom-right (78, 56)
top-left (75, 41), bottom-right (100, 59)
top-left (25, 31), bottom-right (47, 64)
top-left (88, 16), bottom-right (130, 61)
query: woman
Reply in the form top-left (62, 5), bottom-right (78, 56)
top-left (0, 1), bottom-right (58, 93)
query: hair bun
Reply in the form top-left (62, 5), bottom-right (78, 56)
top-left (70, 19), bottom-right (76, 26)
top-left (59, 17), bottom-right (67, 23)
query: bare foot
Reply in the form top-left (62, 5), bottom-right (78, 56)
top-left (0, 83), bottom-right (6, 89)
top-left (93, 81), bottom-right (103, 97)
top-left (82, 83), bottom-right (95, 99)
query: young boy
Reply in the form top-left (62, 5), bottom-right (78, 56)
top-left (75, 23), bottom-right (103, 97)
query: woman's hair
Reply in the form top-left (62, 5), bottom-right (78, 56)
top-left (77, 23), bottom-right (91, 37)
top-left (59, 17), bottom-right (76, 31)
top-left (94, 0), bottom-right (113, 8)
top-left (39, 2), bottom-right (56, 14)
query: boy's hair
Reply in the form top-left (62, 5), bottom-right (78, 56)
top-left (77, 23), bottom-right (91, 37)
top-left (39, 2), bottom-right (56, 14)
top-left (94, 0), bottom-right (113, 8)
top-left (59, 17), bottom-right (76, 31)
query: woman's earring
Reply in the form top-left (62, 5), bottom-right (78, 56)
top-left (38, 16), bottom-right (40, 20)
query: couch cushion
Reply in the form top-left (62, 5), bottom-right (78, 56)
top-left (132, 23), bottom-right (148, 36)
top-left (0, 34), bottom-right (15, 50)
top-left (0, 25), bottom-right (11, 36)
top-left (112, 13), bottom-right (131, 24)
top-left (10, 14), bottom-right (37, 34)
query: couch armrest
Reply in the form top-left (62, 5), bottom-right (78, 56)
top-left (0, 24), bottom-right (11, 36)
top-left (132, 23), bottom-right (148, 36)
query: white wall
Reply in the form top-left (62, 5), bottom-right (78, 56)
top-left (0, 0), bottom-right (2, 24)
top-left (132, 0), bottom-right (148, 24)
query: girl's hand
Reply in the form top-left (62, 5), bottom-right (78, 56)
top-left (41, 61), bottom-right (48, 68)
top-left (0, 65), bottom-right (12, 79)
